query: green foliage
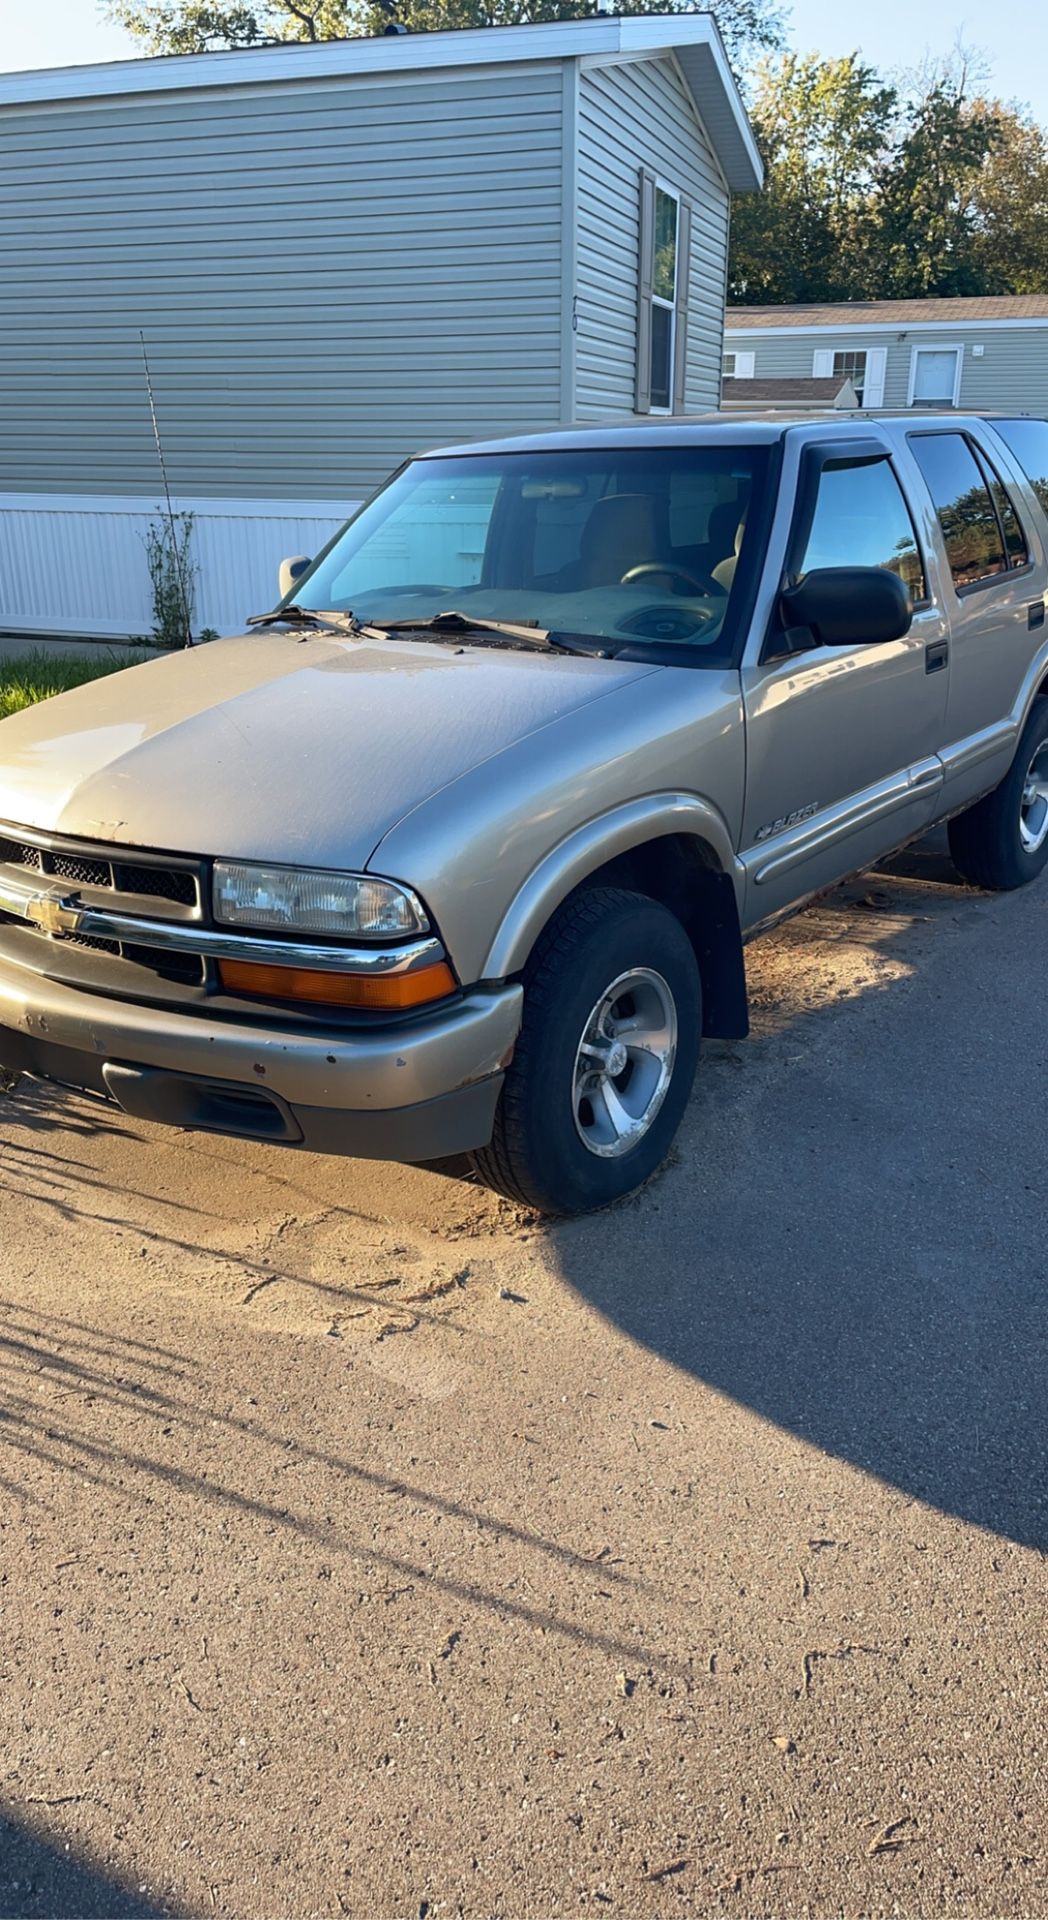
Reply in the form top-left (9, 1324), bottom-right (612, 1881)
top-left (730, 52), bottom-right (896, 302)
top-left (106, 0), bottom-right (784, 64)
top-left (144, 513), bottom-right (197, 649)
top-left (874, 80), bottom-right (1003, 297)
top-left (966, 107), bottom-right (1048, 295)
top-left (0, 651), bottom-right (149, 721)
top-left (729, 52), bottom-right (1048, 302)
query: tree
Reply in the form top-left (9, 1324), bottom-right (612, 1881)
top-left (967, 105), bottom-right (1048, 294)
top-left (728, 46), bottom-right (1048, 303)
top-left (107, 0), bottom-right (784, 64)
top-left (873, 66), bottom-right (1003, 297)
top-left (728, 53), bottom-right (896, 302)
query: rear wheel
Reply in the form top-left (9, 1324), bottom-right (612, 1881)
top-left (948, 696), bottom-right (1048, 890)
top-left (470, 886), bottom-right (701, 1215)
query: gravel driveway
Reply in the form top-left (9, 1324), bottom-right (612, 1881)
top-left (1, 839), bottom-right (1045, 1920)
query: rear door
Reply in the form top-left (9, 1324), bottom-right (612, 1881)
top-left (901, 425), bottom-right (1048, 813)
top-left (738, 433), bottom-right (950, 926)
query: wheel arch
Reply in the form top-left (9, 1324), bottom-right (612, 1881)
top-left (481, 795), bottom-right (749, 1039)
top-left (1020, 631), bottom-right (1048, 717)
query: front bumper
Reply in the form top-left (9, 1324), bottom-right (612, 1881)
top-left (0, 958), bottom-right (522, 1161)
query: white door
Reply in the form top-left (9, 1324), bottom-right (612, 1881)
top-left (910, 347), bottom-right (961, 407)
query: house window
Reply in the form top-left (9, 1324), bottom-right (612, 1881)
top-left (832, 350), bottom-right (867, 404)
top-left (636, 172), bottom-right (692, 416)
top-left (909, 346), bottom-right (961, 408)
top-left (814, 345), bottom-right (885, 406)
top-left (650, 186), bottom-right (678, 412)
top-left (723, 352), bottom-right (736, 377)
top-left (722, 350), bottom-right (755, 380)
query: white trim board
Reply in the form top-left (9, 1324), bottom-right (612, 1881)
top-left (727, 316), bottom-right (1048, 338)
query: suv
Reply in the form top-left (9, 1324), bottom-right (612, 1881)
top-left (1, 412), bottom-right (1047, 1214)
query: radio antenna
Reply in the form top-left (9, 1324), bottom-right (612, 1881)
top-left (140, 330), bottom-right (194, 648)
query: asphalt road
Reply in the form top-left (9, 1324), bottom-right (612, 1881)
top-left (1, 838), bottom-right (1045, 1920)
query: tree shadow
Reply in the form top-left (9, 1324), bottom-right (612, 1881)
top-left (0, 1807), bottom-right (172, 1918)
top-left (0, 1299), bottom-right (673, 1675)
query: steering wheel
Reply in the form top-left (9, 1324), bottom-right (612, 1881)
top-left (619, 561), bottom-right (721, 596)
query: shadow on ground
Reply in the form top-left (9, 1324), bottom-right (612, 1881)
top-left (0, 1810), bottom-right (169, 1919)
top-left (1, 834), bottom-right (1045, 1561)
top-left (551, 836), bottom-right (1048, 1553)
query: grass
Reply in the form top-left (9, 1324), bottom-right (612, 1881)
top-left (0, 649), bottom-right (149, 721)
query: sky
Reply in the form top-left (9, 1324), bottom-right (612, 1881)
top-left (2, 0), bottom-right (1046, 121)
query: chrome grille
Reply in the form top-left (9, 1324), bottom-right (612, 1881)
top-left (114, 862), bottom-right (197, 906)
top-left (0, 830), bottom-right (200, 912)
top-left (50, 852), bottom-right (112, 888)
top-left (0, 823), bottom-right (207, 995)
top-left (0, 839), bottom-right (44, 872)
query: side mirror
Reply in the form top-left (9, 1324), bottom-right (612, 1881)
top-left (779, 566), bottom-right (913, 649)
top-left (278, 555), bottom-right (312, 600)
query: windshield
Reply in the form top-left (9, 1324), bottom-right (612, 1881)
top-left (292, 444), bottom-right (771, 661)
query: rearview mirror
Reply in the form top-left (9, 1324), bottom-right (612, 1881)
top-left (780, 566), bottom-right (913, 649)
top-left (279, 554), bottom-right (312, 600)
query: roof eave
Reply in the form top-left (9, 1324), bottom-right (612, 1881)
top-left (0, 12), bottom-right (763, 194)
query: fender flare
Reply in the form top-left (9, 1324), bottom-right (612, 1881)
top-left (1021, 627), bottom-right (1048, 727)
top-left (481, 792), bottom-right (741, 981)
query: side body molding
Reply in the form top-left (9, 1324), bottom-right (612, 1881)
top-left (482, 792), bottom-right (742, 980)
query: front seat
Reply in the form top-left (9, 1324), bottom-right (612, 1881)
top-left (578, 493), bottom-right (661, 588)
top-left (712, 516), bottom-right (746, 592)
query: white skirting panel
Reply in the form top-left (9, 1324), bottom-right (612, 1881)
top-left (0, 493), bottom-right (356, 641)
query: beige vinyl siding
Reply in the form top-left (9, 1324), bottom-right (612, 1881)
top-left (950, 333), bottom-right (1048, 411)
top-left (724, 325), bottom-right (1048, 413)
top-left (0, 66), bottom-right (565, 499)
top-left (575, 56), bottom-right (729, 418)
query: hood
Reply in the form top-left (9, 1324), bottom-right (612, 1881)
top-left (0, 631), bottom-right (657, 870)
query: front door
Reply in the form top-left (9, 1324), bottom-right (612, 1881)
top-left (739, 440), bottom-right (950, 926)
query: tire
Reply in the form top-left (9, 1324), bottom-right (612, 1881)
top-left (948, 696), bottom-right (1048, 891)
top-left (470, 886), bottom-right (701, 1215)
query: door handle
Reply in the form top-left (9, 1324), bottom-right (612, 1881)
top-left (925, 640), bottom-right (949, 674)
top-left (1029, 602), bottom-right (1046, 631)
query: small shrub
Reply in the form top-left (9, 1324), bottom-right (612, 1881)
top-left (144, 513), bottom-right (197, 648)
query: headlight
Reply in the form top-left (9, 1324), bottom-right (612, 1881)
top-left (212, 862), bottom-right (429, 938)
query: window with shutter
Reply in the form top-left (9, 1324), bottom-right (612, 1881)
top-left (636, 174), bottom-right (691, 416)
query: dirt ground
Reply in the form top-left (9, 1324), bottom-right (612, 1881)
top-left (0, 837), bottom-right (1045, 1920)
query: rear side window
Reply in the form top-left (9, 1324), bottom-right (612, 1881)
top-left (797, 457), bottom-right (926, 601)
top-left (973, 444), bottom-right (1029, 570)
top-left (909, 433), bottom-right (1008, 589)
top-left (994, 418), bottom-right (1048, 518)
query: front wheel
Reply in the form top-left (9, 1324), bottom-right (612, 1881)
top-left (470, 887), bottom-right (701, 1215)
top-left (948, 696), bottom-right (1048, 890)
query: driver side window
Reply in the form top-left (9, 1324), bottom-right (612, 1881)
top-left (799, 459), bottom-right (926, 602)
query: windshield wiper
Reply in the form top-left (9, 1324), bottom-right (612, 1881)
top-left (373, 611), bottom-right (593, 654)
top-left (245, 605), bottom-right (376, 636)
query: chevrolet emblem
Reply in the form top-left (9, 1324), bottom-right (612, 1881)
top-left (25, 890), bottom-right (84, 938)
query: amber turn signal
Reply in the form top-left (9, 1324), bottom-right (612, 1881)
top-left (218, 957), bottom-right (457, 1010)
